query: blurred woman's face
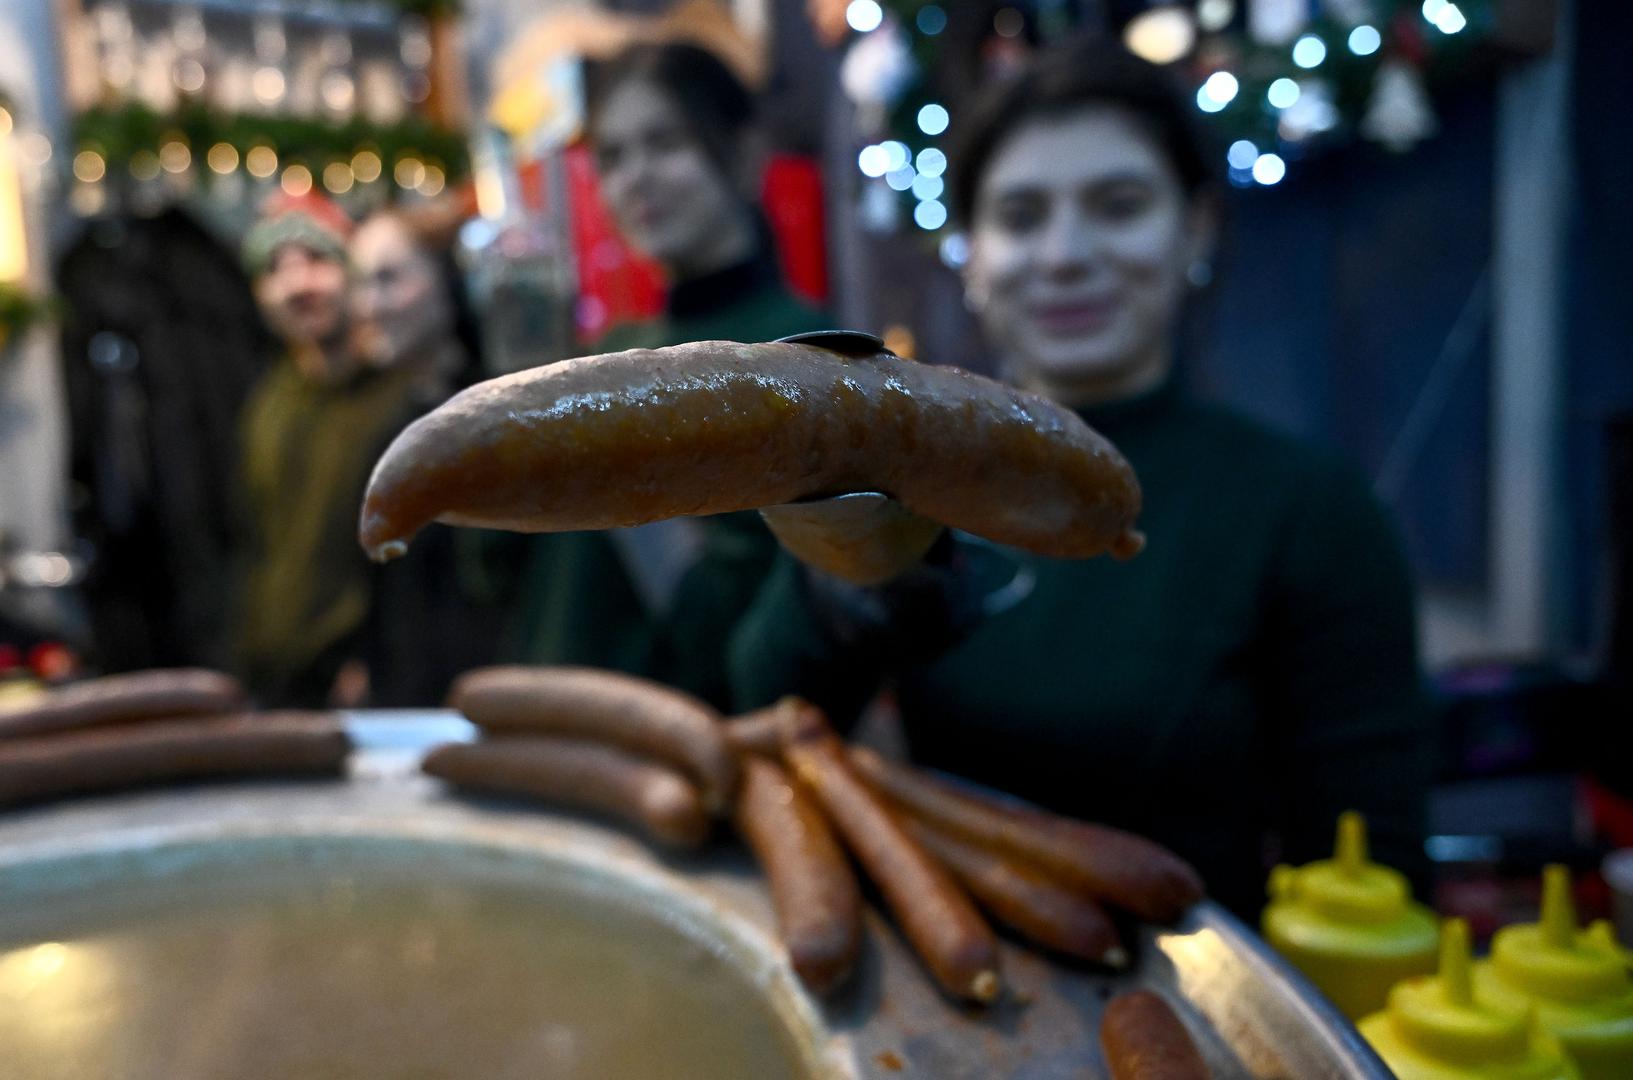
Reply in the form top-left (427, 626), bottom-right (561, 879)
top-left (348, 215), bottom-right (451, 368)
top-left (965, 106), bottom-right (1212, 404)
top-left (592, 78), bottom-right (750, 279)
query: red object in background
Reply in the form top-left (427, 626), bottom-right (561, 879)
top-left (761, 153), bottom-right (830, 306)
top-left (516, 146), bottom-right (831, 343)
top-left (0, 644), bottom-right (21, 673)
top-left (27, 642), bottom-right (77, 683)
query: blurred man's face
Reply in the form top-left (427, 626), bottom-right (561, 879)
top-left (348, 215), bottom-right (450, 369)
top-left (254, 244), bottom-right (348, 349)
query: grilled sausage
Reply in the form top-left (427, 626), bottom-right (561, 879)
top-left (780, 710), bottom-right (1001, 1003)
top-left (359, 340), bottom-right (1143, 564)
top-left (724, 697), bottom-right (817, 758)
top-left (849, 748), bottom-right (1203, 924)
top-left (905, 818), bottom-right (1126, 968)
top-left (0, 712), bottom-right (348, 807)
top-left (448, 666), bottom-right (737, 815)
top-left (0, 669), bottom-right (247, 741)
top-left (733, 755), bottom-right (862, 993)
top-left (422, 736), bottom-right (710, 849)
top-left (1100, 990), bottom-right (1212, 1080)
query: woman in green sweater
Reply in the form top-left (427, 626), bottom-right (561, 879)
top-left (727, 39), bottom-right (1431, 918)
top-left (501, 43), bottom-right (825, 707)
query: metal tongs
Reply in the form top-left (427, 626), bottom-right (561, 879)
top-left (757, 331), bottom-right (945, 586)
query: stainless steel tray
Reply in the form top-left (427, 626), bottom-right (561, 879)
top-left (0, 711), bottom-right (1390, 1079)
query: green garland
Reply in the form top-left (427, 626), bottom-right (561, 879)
top-left (72, 103), bottom-right (469, 185)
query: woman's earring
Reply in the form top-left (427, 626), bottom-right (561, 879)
top-left (1186, 260), bottom-right (1214, 288)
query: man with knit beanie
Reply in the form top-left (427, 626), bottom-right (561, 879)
top-left (233, 192), bottom-right (426, 707)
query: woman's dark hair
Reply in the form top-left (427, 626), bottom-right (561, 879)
top-left (584, 42), bottom-right (756, 187)
top-left (948, 36), bottom-right (1218, 225)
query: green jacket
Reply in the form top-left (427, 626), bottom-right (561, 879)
top-left (727, 381), bottom-right (1432, 918)
top-left (234, 358), bottom-right (423, 706)
top-left (499, 254), bottom-right (826, 708)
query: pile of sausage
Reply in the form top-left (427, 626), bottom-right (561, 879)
top-left (431, 667), bottom-right (1210, 1069)
top-left (0, 669), bottom-right (350, 807)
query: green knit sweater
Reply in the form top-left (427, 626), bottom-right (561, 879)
top-left (727, 380), bottom-right (1432, 917)
top-left (497, 254), bottom-right (826, 708)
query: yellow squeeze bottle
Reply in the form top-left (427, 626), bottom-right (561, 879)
top-left (1359, 919), bottom-right (1579, 1079)
top-left (1263, 811), bottom-right (1440, 1018)
top-left (1474, 865), bottom-right (1633, 1080)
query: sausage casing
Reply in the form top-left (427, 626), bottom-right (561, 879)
top-left (422, 735), bottom-right (710, 849)
top-left (448, 666), bottom-right (737, 815)
top-left (780, 711), bottom-right (1000, 1003)
top-left (0, 712), bottom-right (349, 807)
top-left (733, 755), bottom-right (862, 994)
top-left (849, 748), bottom-right (1203, 924)
top-left (1100, 990), bottom-right (1212, 1080)
top-left (0, 668), bottom-right (247, 741)
top-left (904, 818), bottom-right (1125, 967)
top-left (723, 697), bottom-right (819, 759)
top-left (359, 340), bottom-right (1143, 564)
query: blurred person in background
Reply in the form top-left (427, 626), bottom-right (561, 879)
top-left (729, 38), bottom-right (1431, 918)
top-left (234, 194), bottom-right (432, 708)
top-left (497, 41), bottom-right (826, 708)
top-left (346, 208), bottom-right (499, 705)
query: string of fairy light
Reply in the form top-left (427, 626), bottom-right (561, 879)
top-left (840, 0), bottom-right (1492, 261)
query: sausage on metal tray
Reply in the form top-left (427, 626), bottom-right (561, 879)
top-left (849, 747), bottom-right (1203, 924)
top-left (905, 817), bottom-right (1127, 968)
top-left (780, 709), bottom-right (1001, 1004)
top-left (1100, 990), bottom-right (1213, 1080)
top-left (0, 712), bottom-right (349, 807)
top-left (448, 666), bottom-right (738, 815)
top-left (0, 668), bottom-right (248, 741)
top-left (422, 735), bottom-right (711, 849)
top-left (733, 754), bottom-right (862, 994)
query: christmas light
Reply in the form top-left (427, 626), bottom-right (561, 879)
top-left (912, 174), bottom-right (943, 201)
top-left (1227, 140), bottom-right (1258, 170)
top-left (245, 145), bottom-right (278, 178)
top-left (160, 140), bottom-right (190, 174)
top-left (1201, 71), bottom-right (1239, 106)
top-left (1293, 35), bottom-right (1326, 68)
top-left (394, 157), bottom-right (426, 189)
top-left (939, 232), bottom-right (969, 268)
top-left (846, 0), bottom-right (883, 33)
top-left (72, 151), bottom-right (106, 183)
top-left (1124, 7), bottom-right (1197, 65)
top-left (1431, 3), bottom-right (1467, 33)
top-left (418, 164), bottom-right (445, 197)
top-left (253, 67), bottom-right (286, 105)
top-left (858, 144), bottom-right (889, 177)
top-left (917, 104), bottom-right (949, 136)
top-left (914, 200), bottom-right (948, 230)
top-left (1252, 153), bottom-right (1286, 185)
top-left (916, 147), bottom-right (947, 177)
top-left (207, 143), bottom-right (238, 174)
top-left (1348, 25), bottom-right (1382, 55)
top-left (1197, 0), bottom-right (1235, 32)
top-left (916, 5), bottom-right (947, 35)
top-left (1267, 78), bottom-right (1301, 109)
top-left (323, 161), bottom-right (354, 194)
top-left (130, 151), bottom-right (160, 181)
top-left (885, 166), bottom-right (915, 191)
top-left (881, 141), bottom-right (910, 171)
top-left (352, 150), bottom-right (382, 183)
top-left (282, 164), bottom-right (313, 196)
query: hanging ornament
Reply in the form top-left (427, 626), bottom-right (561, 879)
top-left (1248, 0), bottom-right (1307, 45)
top-left (1361, 59), bottom-right (1436, 152)
top-left (1278, 78), bottom-right (1340, 141)
top-left (839, 18), bottom-right (914, 129)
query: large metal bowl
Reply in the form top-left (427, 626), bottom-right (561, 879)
top-left (0, 712), bottom-right (1391, 1079)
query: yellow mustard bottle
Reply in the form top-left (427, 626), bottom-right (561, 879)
top-left (1263, 810), bottom-right (1440, 1019)
top-left (1474, 865), bottom-right (1633, 1080)
top-left (1359, 919), bottom-right (1580, 1079)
